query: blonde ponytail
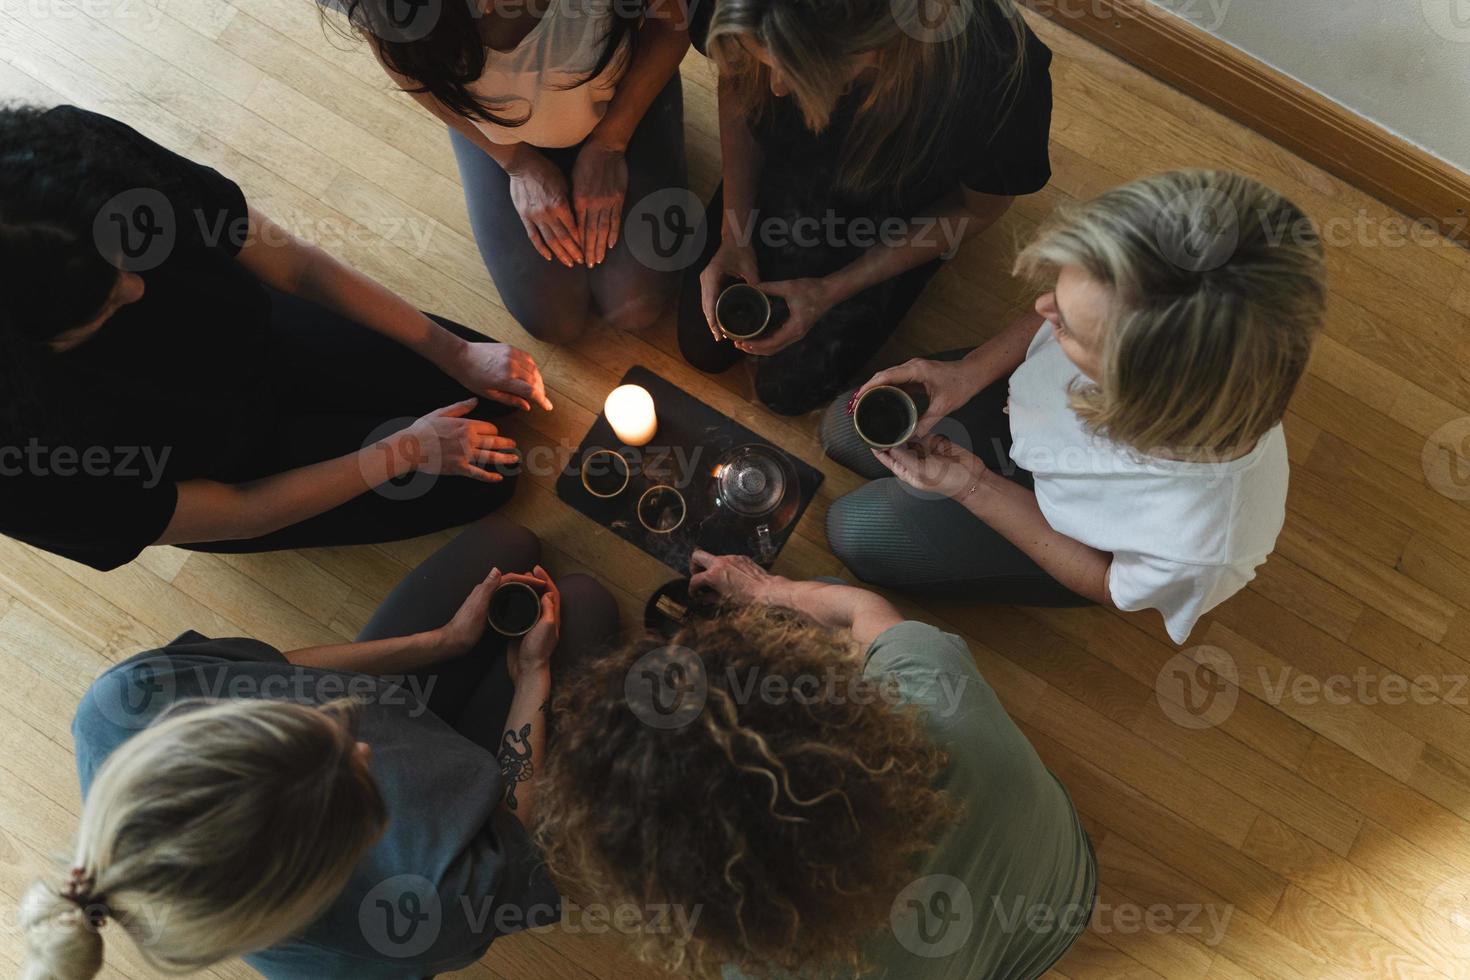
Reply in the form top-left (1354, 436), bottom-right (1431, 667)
top-left (19, 699), bottom-right (387, 978)
top-left (19, 881), bottom-right (104, 980)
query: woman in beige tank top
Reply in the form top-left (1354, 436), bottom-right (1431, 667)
top-left (333, 0), bottom-right (691, 345)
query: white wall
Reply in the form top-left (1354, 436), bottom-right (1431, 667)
top-left (1151, 0), bottom-right (1470, 173)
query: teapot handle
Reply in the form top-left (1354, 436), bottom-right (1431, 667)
top-left (754, 523), bottom-right (777, 564)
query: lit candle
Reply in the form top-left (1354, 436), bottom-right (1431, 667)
top-left (604, 384), bottom-right (658, 447)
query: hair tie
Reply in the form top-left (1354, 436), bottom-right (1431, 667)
top-left (61, 866), bottom-right (110, 929)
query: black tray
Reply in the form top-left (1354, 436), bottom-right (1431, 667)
top-left (555, 366), bottom-right (824, 573)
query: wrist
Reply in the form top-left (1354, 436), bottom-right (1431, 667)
top-left (821, 266), bottom-right (862, 307)
top-left (515, 664), bottom-right (552, 694)
top-left (751, 575), bottom-right (792, 604)
top-left (585, 123), bottom-right (630, 154)
top-left (385, 426), bottom-right (425, 474)
top-left (950, 467), bottom-right (991, 506)
top-left (432, 328), bottom-right (472, 377)
top-left (502, 143), bottom-right (540, 178)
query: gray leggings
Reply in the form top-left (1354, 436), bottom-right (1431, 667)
top-left (821, 350), bottom-right (1090, 606)
top-left (358, 516), bottom-right (621, 750)
top-left (450, 76), bottom-right (687, 345)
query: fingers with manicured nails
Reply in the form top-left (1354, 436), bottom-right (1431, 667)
top-left (463, 463), bottom-right (504, 483)
top-left (522, 219), bottom-right (555, 262)
top-left (607, 208), bottom-right (621, 251)
top-left (472, 449), bottom-right (518, 468)
top-left (541, 220), bottom-right (578, 268)
top-left (477, 433), bottom-right (517, 451)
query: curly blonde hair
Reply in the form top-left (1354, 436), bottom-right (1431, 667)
top-left (537, 604), bottom-right (960, 977)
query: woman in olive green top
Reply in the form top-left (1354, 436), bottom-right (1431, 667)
top-left (537, 551), bottom-right (1095, 979)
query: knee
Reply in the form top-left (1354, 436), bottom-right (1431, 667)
top-left (461, 513), bottom-right (542, 572)
top-left (599, 287), bottom-right (671, 334)
top-left (755, 371), bottom-right (826, 417)
top-left (558, 572), bottom-right (621, 629)
top-left (824, 493), bottom-right (892, 585)
top-left (514, 309), bottom-right (594, 346)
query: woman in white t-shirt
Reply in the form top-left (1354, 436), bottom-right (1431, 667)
top-left (337, 0), bottom-right (690, 343)
top-left (820, 170), bottom-right (1326, 643)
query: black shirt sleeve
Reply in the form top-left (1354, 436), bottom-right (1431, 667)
top-left (0, 471), bottom-right (178, 572)
top-left (959, 24), bottom-right (1054, 197)
top-left (50, 105), bottom-right (251, 259)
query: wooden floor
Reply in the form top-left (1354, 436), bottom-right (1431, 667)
top-left (4, 2), bottom-right (1470, 977)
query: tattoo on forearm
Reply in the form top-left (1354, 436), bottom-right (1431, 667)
top-left (497, 723), bottom-right (534, 811)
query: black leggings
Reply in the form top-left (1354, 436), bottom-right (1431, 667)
top-left (181, 288), bottom-right (517, 555)
top-left (677, 183), bottom-right (942, 417)
top-left (357, 516), bottom-right (621, 750)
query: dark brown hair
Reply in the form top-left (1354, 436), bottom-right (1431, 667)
top-left (336, 0), bottom-right (639, 127)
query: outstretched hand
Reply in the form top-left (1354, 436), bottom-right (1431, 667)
top-left (689, 550), bottom-right (784, 604)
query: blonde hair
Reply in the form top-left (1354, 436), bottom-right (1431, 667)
top-left (537, 605), bottom-right (960, 978)
top-left (20, 699), bottom-right (386, 980)
top-left (708, 0), bottom-right (1028, 197)
top-left (1015, 169), bottom-right (1327, 458)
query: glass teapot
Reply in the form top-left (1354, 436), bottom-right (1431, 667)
top-left (710, 444), bottom-right (801, 563)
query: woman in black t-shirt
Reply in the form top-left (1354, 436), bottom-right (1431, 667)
top-left (0, 105), bottom-right (554, 571)
top-left (678, 0), bottom-right (1053, 415)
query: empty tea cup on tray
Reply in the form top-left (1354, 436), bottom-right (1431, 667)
top-left (637, 485), bottom-right (687, 534)
top-left (854, 384), bottom-right (923, 449)
top-left (580, 449), bottom-right (631, 499)
top-left (488, 580), bottom-right (542, 637)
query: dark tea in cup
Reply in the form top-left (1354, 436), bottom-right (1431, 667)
top-left (489, 581), bottom-right (542, 637)
top-left (854, 385), bottom-right (922, 449)
top-left (716, 283), bottom-right (789, 341)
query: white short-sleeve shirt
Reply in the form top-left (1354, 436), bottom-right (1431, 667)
top-left (467, 0), bottom-right (629, 148)
top-left (1006, 323), bottom-right (1288, 644)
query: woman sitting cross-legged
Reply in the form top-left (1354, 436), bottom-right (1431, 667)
top-left (0, 105), bottom-right (553, 571)
top-left (822, 169), bottom-right (1326, 644)
top-left (678, 0), bottom-right (1054, 415)
top-left (20, 517), bottom-right (620, 980)
top-left (535, 551), bottom-right (1096, 980)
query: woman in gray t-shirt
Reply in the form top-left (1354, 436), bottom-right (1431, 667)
top-left (538, 551), bottom-right (1096, 979)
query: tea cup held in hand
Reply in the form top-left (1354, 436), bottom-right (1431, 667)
top-left (853, 385), bottom-right (923, 449)
top-left (488, 580), bottom-right (543, 637)
top-left (716, 282), bottom-right (790, 341)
